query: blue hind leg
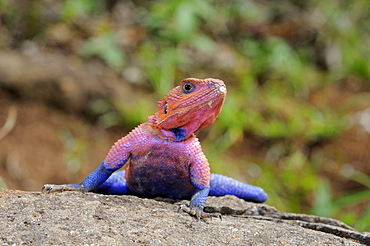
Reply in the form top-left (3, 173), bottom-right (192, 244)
top-left (209, 173), bottom-right (268, 203)
top-left (93, 170), bottom-right (132, 195)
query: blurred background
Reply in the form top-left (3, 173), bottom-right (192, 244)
top-left (0, 0), bottom-right (369, 231)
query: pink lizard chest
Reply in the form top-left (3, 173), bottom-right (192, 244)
top-left (124, 130), bottom-right (208, 199)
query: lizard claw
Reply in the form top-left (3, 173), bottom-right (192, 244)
top-left (178, 204), bottom-right (222, 220)
top-left (42, 184), bottom-right (83, 193)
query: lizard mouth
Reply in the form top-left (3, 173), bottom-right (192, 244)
top-left (192, 80), bottom-right (226, 110)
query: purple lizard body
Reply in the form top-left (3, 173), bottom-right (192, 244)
top-left (42, 78), bottom-right (267, 219)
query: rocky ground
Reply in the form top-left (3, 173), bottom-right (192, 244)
top-left (0, 190), bottom-right (369, 245)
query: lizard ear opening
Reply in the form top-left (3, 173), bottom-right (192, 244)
top-left (163, 101), bottom-right (168, 114)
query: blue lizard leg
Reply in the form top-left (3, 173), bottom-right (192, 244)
top-left (77, 161), bottom-right (115, 191)
top-left (93, 170), bottom-right (132, 195)
top-left (179, 185), bottom-right (221, 219)
top-left (42, 161), bottom-right (120, 193)
top-left (209, 173), bottom-right (268, 203)
top-left (189, 185), bottom-right (210, 210)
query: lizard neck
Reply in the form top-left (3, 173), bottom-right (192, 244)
top-left (150, 124), bottom-right (194, 142)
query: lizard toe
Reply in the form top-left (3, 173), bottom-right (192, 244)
top-left (178, 204), bottom-right (222, 220)
top-left (41, 184), bottom-right (82, 193)
top-left (41, 184), bottom-right (59, 193)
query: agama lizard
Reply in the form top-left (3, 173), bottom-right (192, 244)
top-left (42, 78), bottom-right (268, 219)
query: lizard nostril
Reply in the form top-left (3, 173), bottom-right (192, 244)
top-left (218, 85), bottom-right (227, 93)
top-left (208, 80), bottom-right (226, 94)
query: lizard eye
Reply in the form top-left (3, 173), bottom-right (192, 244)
top-left (182, 82), bottom-right (195, 94)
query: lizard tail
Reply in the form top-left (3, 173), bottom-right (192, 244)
top-left (209, 173), bottom-right (268, 203)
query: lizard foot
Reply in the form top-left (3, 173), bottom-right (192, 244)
top-left (178, 204), bottom-right (222, 220)
top-left (42, 184), bottom-right (83, 193)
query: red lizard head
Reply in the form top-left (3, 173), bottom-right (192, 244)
top-left (148, 78), bottom-right (227, 140)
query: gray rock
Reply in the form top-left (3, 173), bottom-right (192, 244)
top-left (0, 190), bottom-right (369, 245)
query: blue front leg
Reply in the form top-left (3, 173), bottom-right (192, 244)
top-left (179, 185), bottom-right (222, 219)
top-left (93, 170), bottom-right (132, 195)
top-left (79, 161), bottom-right (115, 191)
top-left (189, 185), bottom-right (210, 210)
top-left (42, 161), bottom-right (116, 193)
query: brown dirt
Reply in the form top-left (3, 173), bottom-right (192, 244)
top-left (0, 91), bottom-right (124, 191)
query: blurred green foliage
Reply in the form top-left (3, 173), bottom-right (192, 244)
top-left (82, 30), bottom-right (126, 72)
top-left (0, 0), bottom-right (369, 231)
top-left (61, 0), bottom-right (103, 22)
top-left (59, 128), bottom-right (89, 177)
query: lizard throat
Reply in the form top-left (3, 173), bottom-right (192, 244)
top-left (150, 125), bottom-right (192, 142)
top-left (170, 127), bottom-right (187, 141)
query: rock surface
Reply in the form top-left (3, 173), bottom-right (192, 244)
top-left (0, 190), bottom-right (369, 245)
